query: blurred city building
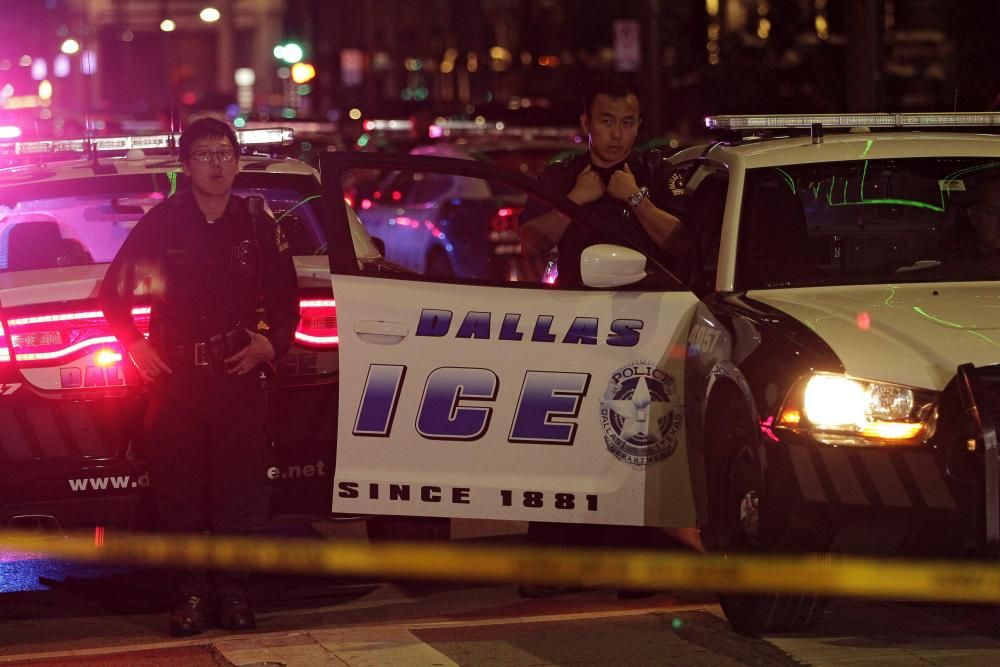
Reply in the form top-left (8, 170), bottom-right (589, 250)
top-left (1, 1), bottom-right (997, 141)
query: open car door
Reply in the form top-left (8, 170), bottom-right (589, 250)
top-left (321, 152), bottom-right (701, 528)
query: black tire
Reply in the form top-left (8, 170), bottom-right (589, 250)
top-left (706, 396), bottom-right (825, 635)
top-left (366, 515), bottom-right (450, 542)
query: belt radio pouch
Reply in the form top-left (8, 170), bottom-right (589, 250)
top-left (206, 328), bottom-right (250, 374)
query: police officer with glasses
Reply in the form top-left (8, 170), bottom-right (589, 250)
top-left (100, 118), bottom-right (299, 636)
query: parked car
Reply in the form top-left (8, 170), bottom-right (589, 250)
top-left (353, 139), bottom-right (580, 282)
top-left (0, 127), bottom-right (380, 533)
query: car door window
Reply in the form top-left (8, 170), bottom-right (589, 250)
top-left (407, 173), bottom-right (452, 205)
top-left (346, 165), bottom-right (544, 282)
top-left (339, 160), bottom-right (685, 289)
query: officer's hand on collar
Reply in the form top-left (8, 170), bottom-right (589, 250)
top-left (224, 330), bottom-right (275, 375)
top-left (568, 165), bottom-right (605, 205)
top-left (607, 164), bottom-right (639, 202)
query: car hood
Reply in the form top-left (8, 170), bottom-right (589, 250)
top-left (749, 282), bottom-right (1000, 390)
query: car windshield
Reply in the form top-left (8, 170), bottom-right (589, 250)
top-left (738, 157), bottom-right (1000, 288)
top-left (0, 172), bottom-right (326, 272)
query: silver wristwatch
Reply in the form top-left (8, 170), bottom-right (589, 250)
top-left (627, 186), bottom-right (649, 208)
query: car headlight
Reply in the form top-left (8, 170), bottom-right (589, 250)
top-left (776, 373), bottom-right (937, 445)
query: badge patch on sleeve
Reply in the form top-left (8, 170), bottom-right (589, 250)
top-left (274, 223), bottom-right (290, 253)
top-left (668, 172), bottom-right (686, 196)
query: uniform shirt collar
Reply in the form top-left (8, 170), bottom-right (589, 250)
top-left (586, 151), bottom-right (641, 185)
top-left (177, 191), bottom-right (241, 224)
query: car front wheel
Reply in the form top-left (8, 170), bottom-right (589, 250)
top-left (706, 397), bottom-right (825, 634)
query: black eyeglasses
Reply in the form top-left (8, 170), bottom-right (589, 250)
top-left (190, 149), bottom-right (237, 163)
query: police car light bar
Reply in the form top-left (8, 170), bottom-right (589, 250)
top-left (705, 113), bottom-right (1000, 131)
top-left (0, 127), bottom-right (294, 157)
top-left (428, 119), bottom-right (581, 140)
top-left (363, 119), bottom-right (413, 132)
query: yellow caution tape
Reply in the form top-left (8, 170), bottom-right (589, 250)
top-left (3, 529), bottom-right (1000, 603)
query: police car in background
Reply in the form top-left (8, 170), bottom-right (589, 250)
top-left (0, 128), bottom-right (370, 533)
top-left (321, 113), bottom-right (1000, 634)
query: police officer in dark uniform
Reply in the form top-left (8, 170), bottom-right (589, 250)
top-left (520, 74), bottom-right (689, 285)
top-left (99, 118), bottom-right (299, 636)
top-left (517, 75), bottom-right (691, 599)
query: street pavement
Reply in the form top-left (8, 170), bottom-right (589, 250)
top-left (6, 582), bottom-right (1000, 666)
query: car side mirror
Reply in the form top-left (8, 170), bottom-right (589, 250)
top-left (580, 243), bottom-right (647, 288)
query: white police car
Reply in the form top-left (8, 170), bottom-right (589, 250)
top-left (0, 128), bottom-right (368, 532)
top-left (321, 113), bottom-right (1000, 633)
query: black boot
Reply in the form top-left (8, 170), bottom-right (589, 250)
top-left (219, 594), bottom-right (256, 631)
top-left (169, 595), bottom-right (206, 637)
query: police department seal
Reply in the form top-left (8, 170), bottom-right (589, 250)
top-left (599, 361), bottom-right (682, 468)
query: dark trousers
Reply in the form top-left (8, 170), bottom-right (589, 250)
top-left (142, 367), bottom-right (267, 599)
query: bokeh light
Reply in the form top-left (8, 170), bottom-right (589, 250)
top-left (199, 7), bottom-right (221, 23)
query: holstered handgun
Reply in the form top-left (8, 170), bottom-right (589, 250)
top-left (206, 328), bottom-right (250, 374)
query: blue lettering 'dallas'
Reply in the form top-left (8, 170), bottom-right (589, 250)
top-left (415, 308), bottom-right (643, 346)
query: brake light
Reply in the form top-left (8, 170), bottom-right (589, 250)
top-left (295, 298), bottom-right (338, 348)
top-left (0, 323), bottom-right (11, 363)
top-left (95, 349), bottom-right (123, 366)
top-left (489, 205), bottom-right (522, 236)
top-left (6, 306), bottom-right (150, 365)
top-left (489, 205), bottom-right (523, 251)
